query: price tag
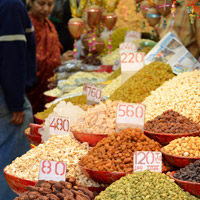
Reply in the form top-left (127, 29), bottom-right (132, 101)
top-left (120, 42), bottom-right (138, 52)
top-left (39, 160), bottom-right (66, 181)
top-left (49, 116), bottom-right (70, 135)
top-left (87, 85), bottom-right (101, 105)
top-left (82, 83), bottom-right (96, 95)
top-left (133, 151), bottom-right (162, 172)
top-left (116, 103), bottom-right (145, 132)
top-left (113, 58), bottom-right (121, 70)
top-left (125, 31), bottom-right (141, 42)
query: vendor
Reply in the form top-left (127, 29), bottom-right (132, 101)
top-left (27, 0), bottom-right (72, 114)
top-left (156, 2), bottom-right (200, 60)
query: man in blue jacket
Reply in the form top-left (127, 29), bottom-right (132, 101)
top-left (0, 0), bottom-right (37, 199)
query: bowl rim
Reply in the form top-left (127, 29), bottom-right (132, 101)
top-left (144, 129), bottom-right (200, 137)
top-left (72, 130), bottom-right (109, 137)
top-left (3, 166), bottom-right (37, 184)
top-left (161, 147), bottom-right (200, 160)
top-left (34, 114), bottom-right (45, 122)
top-left (78, 163), bottom-right (129, 175)
top-left (169, 171), bottom-right (200, 185)
top-left (30, 123), bottom-right (43, 128)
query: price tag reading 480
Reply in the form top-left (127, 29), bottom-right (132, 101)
top-left (39, 160), bottom-right (66, 181)
top-left (133, 151), bottom-right (162, 173)
top-left (116, 103), bottom-right (145, 132)
top-left (49, 116), bottom-right (70, 135)
top-left (87, 85), bottom-right (101, 104)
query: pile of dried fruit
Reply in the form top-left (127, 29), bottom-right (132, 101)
top-left (15, 178), bottom-right (94, 200)
top-left (79, 128), bottom-right (171, 173)
top-left (95, 171), bottom-right (198, 200)
top-left (145, 110), bottom-right (200, 134)
top-left (163, 136), bottom-right (200, 157)
top-left (109, 62), bottom-right (174, 103)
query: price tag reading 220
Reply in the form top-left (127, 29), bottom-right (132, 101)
top-left (133, 151), bottom-right (162, 173)
top-left (49, 116), bottom-right (70, 135)
top-left (39, 160), bottom-right (66, 181)
top-left (117, 103), bottom-right (145, 127)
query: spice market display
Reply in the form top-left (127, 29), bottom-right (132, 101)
top-left (3, 0), bottom-right (200, 199)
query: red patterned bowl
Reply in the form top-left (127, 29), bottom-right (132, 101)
top-left (34, 114), bottom-right (45, 124)
top-left (3, 168), bottom-right (37, 195)
top-left (25, 128), bottom-right (42, 147)
top-left (72, 131), bottom-right (108, 147)
top-left (144, 130), bottom-right (200, 145)
top-left (161, 148), bottom-right (200, 168)
top-left (79, 165), bottom-right (129, 184)
top-left (169, 171), bottom-right (200, 197)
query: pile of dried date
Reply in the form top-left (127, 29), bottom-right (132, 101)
top-left (15, 177), bottom-right (94, 200)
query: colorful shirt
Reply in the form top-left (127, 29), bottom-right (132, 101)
top-left (156, 3), bottom-right (200, 59)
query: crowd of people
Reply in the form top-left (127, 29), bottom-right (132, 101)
top-left (0, 0), bottom-right (200, 199)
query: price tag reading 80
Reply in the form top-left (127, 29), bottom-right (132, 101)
top-left (116, 103), bottom-right (145, 131)
top-left (133, 151), bottom-right (162, 173)
top-left (49, 116), bottom-right (70, 135)
top-left (39, 160), bottom-right (66, 181)
top-left (87, 86), bottom-right (101, 104)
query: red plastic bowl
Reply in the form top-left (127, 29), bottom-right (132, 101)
top-left (144, 130), bottom-right (200, 145)
top-left (25, 128), bottom-right (42, 147)
top-left (3, 168), bottom-right (37, 195)
top-left (169, 171), bottom-right (200, 197)
top-left (161, 147), bottom-right (200, 168)
top-left (43, 93), bottom-right (57, 104)
top-left (34, 114), bottom-right (45, 124)
top-left (30, 123), bottom-right (43, 137)
top-left (79, 165), bottom-right (129, 184)
top-left (95, 65), bottom-right (113, 73)
top-left (72, 131), bottom-right (108, 147)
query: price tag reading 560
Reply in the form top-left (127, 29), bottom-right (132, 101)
top-left (49, 116), bottom-right (70, 135)
top-left (39, 160), bottom-right (66, 181)
top-left (133, 151), bottom-right (162, 173)
top-left (116, 103), bottom-right (145, 131)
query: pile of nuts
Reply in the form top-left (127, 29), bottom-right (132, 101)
top-left (15, 177), bottom-right (94, 200)
top-left (5, 134), bottom-right (103, 187)
top-left (163, 136), bottom-right (200, 157)
top-left (145, 110), bottom-right (200, 134)
top-left (95, 171), bottom-right (198, 200)
top-left (174, 160), bottom-right (200, 183)
top-left (80, 128), bottom-right (171, 173)
top-left (143, 70), bottom-right (200, 123)
top-left (71, 100), bottom-right (119, 134)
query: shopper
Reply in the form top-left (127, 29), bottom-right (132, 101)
top-left (27, 0), bottom-right (67, 114)
top-left (0, 0), bottom-right (37, 199)
top-left (157, 2), bottom-right (200, 59)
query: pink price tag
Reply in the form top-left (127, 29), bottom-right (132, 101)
top-left (116, 103), bottom-right (145, 132)
top-left (133, 151), bottom-right (162, 172)
top-left (87, 85), bottom-right (101, 104)
top-left (125, 31), bottom-right (141, 42)
top-left (49, 116), bottom-right (70, 135)
top-left (39, 160), bottom-right (67, 181)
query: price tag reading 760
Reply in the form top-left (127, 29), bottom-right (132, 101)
top-left (133, 151), bottom-right (162, 173)
top-left (116, 103), bottom-right (145, 131)
top-left (87, 86), bottom-right (101, 104)
top-left (49, 116), bottom-right (70, 135)
top-left (39, 160), bottom-right (66, 181)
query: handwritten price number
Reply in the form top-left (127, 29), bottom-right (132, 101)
top-left (121, 52), bottom-right (144, 64)
top-left (134, 152), bottom-right (162, 172)
top-left (83, 83), bottom-right (95, 95)
top-left (126, 31), bottom-right (141, 40)
top-left (118, 104), bottom-right (144, 118)
top-left (50, 117), bottom-right (69, 132)
top-left (87, 86), bottom-right (101, 102)
top-left (39, 160), bottom-right (66, 181)
top-left (120, 42), bottom-right (137, 51)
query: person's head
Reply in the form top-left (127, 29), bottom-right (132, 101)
top-left (29, 0), bottom-right (54, 22)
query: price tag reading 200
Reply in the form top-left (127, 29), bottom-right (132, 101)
top-left (49, 116), bottom-right (70, 135)
top-left (133, 151), bottom-right (162, 173)
top-left (116, 103), bottom-right (145, 131)
top-left (39, 160), bottom-right (66, 181)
